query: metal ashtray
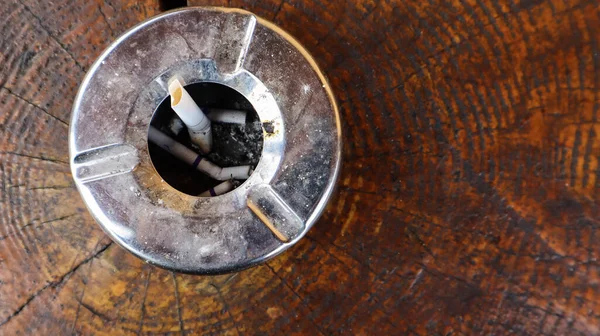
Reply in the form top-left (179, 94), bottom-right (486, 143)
top-left (69, 7), bottom-right (341, 274)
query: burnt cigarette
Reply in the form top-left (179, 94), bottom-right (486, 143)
top-left (207, 108), bottom-right (247, 124)
top-left (148, 126), bottom-right (251, 180)
top-left (199, 180), bottom-right (235, 197)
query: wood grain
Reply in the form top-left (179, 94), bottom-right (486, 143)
top-left (1, 0), bottom-right (599, 334)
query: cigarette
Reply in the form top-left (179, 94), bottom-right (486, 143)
top-left (168, 79), bottom-right (212, 153)
top-left (169, 107), bottom-right (246, 136)
top-left (207, 108), bottom-right (247, 124)
top-left (148, 126), bottom-right (251, 180)
top-left (199, 180), bottom-right (234, 197)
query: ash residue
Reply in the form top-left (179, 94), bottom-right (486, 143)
top-left (262, 121), bottom-right (275, 135)
top-left (206, 120), bottom-right (263, 167)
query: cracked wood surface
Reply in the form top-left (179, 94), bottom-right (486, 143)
top-left (1, 0), bottom-right (600, 334)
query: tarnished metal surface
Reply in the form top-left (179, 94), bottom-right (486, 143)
top-left (69, 7), bottom-right (341, 274)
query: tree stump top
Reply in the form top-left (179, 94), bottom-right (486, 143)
top-left (1, 0), bottom-right (599, 334)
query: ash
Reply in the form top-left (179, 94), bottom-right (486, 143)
top-left (207, 120), bottom-right (263, 167)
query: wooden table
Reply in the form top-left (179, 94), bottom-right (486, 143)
top-left (1, 0), bottom-right (599, 334)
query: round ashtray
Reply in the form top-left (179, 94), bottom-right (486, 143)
top-left (69, 7), bottom-right (341, 274)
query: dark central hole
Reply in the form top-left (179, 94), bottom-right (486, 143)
top-left (159, 0), bottom-right (187, 11)
top-left (148, 82), bottom-right (263, 196)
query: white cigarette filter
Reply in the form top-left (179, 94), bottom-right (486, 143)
top-left (199, 180), bottom-right (234, 197)
top-left (168, 79), bottom-right (213, 153)
top-left (207, 108), bottom-right (247, 124)
top-left (148, 126), bottom-right (252, 181)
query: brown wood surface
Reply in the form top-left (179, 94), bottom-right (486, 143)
top-left (1, 0), bottom-right (599, 334)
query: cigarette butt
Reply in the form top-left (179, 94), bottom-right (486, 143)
top-left (207, 108), bottom-right (247, 124)
top-left (168, 79), bottom-right (212, 153)
top-left (148, 126), bottom-right (251, 181)
top-left (199, 180), bottom-right (234, 197)
top-left (218, 166), bottom-right (252, 180)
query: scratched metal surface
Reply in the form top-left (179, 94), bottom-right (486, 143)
top-left (69, 7), bottom-right (341, 274)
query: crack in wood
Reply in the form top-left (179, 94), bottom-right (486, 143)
top-left (305, 235), bottom-right (376, 276)
top-left (264, 264), bottom-right (326, 336)
top-left (16, 0), bottom-right (85, 71)
top-left (405, 225), bottom-right (436, 259)
top-left (79, 300), bottom-right (111, 322)
top-left (0, 151), bottom-right (68, 165)
top-left (171, 272), bottom-right (185, 336)
top-left (137, 268), bottom-right (151, 336)
top-left (272, 0), bottom-right (285, 21)
top-left (0, 87), bottom-right (69, 126)
top-left (0, 242), bottom-right (113, 328)
top-left (97, 4), bottom-right (116, 36)
top-left (210, 282), bottom-right (242, 336)
top-left (70, 259), bottom-right (95, 333)
top-left (25, 185), bottom-right (74, 191)
top-left (333, 267), bottom-right (399, 333)
top-left (0, 214), bottom-right (78, 242)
